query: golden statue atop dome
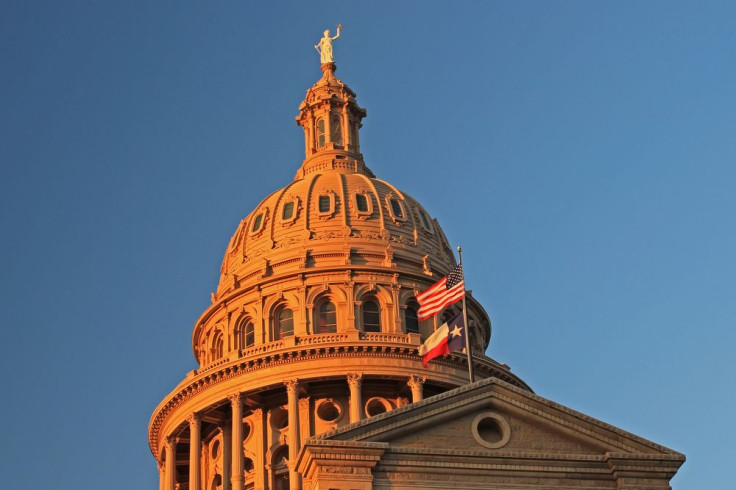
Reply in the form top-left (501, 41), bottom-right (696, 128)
top-left (315, 24), bottom-right (342, 64)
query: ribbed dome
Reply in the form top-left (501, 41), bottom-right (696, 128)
top-left (216, 171), bottom-right (457, 299)
top-left (213, 62), bottom-right (459, 301)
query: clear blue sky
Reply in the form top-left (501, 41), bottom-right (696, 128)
top-left (1, 1), bottom-right (734, 488)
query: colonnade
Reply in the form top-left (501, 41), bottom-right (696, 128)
top-left (158, 374), bottom-right (425, 490)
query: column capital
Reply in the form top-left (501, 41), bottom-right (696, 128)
top-left (228, 392), bottom-right (242, 406)
top-left (347, 372), bottom-right (363, 388)
top-left (251, 407), bottom-right (264, 420)
top-left (158, 462), bottom-right (164, 473)
top-left (407, 374), bottom-right (426, 390)
top-left (165, 435), bottom-right (179, 448)
top-left (284, 379), bottom-right (300, 394)
top-left (187, 412), bottom-right (201, 426)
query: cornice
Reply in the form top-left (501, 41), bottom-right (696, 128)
top-left (148, 337), bottom-right (528, 457)
top-left (314, 376), bottom-right (683, 459)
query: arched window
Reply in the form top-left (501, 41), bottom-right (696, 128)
top-left (212, 331), bottom-right (224, 361)
top-left (315, 300), bottom-right (337, 334)
top-left (245, 322), bottom-right (255, 347)
top-left (274, 307), bottom-right (294, 341)
top-left (331, 116), bottom-right (342, 146)
top-left (405, 302), bottom-right (420, 334)
top-left (235, 319), bottom-right (255, 350)
top-left (362, 300), bottom-right (381, 333)
top-left (316, 119), bottom-right (325, 147)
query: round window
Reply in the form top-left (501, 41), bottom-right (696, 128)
top-left (471, 412), bottom-right (511, 449)
top-left (365, 397), bottom-right (391, 417)
top-left (316, 399), bottom-right (342, 422)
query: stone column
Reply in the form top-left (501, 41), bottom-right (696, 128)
top-left (285, 379), bottom-right (301, 490)
top-left (158, 462), bottom-right (165, 490)
top-left (407, 375), bottom-right (425, 403)
top-left (222, 425), bottom-right (232, 490)
top-left (165, 436), bottom-right (177, 490)
top-left (347, 373), bottom-right (363, 423)
top-left (188, 414), bottom-right (201, 490)
top-left (229, 393), bottom-right (244, 490)
top-left (252, 408), bottom-right (267, 490)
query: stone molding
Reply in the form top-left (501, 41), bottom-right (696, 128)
top-left (313, 377), bottom-right (682, 458)
top-left (148, 342), bottom-right (528, 457)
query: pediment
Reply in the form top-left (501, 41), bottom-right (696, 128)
top-left (316, 377), bottom-right (682, 459)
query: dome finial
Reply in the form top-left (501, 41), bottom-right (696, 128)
top-left (314, 24), bottom-right (342, 64)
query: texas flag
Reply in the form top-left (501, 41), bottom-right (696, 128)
top-left (418, 313), bottom-right (466, 367)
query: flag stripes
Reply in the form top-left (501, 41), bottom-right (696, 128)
top-left (416, 265), bottom-right (465, 320)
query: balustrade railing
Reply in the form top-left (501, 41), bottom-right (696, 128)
top-left (198, 331), bottom-right (420, 374)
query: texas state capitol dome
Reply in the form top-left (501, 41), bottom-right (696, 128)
top-left (148, 61), bottom-right (530, 490)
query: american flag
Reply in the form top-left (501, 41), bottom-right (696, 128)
top-left (415, 265), bottom-right (465, 321)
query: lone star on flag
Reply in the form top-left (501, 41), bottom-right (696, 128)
top-left (450, 325), bottom-right (463, 337)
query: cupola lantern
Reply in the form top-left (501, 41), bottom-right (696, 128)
top-left (294, 61), bottom-right (369, 180)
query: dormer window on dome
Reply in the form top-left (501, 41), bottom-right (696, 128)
top-left (418, 209), bottom-right (433, 232)
top-left (386, 197), bottom-right (406, 223)
top-left (282, 201), bottom-right (294, 220)
top-left (316, 192), bottom-right (336, 218)
top-left (354, 192), bottom-right (372, 217)
top-left (250, 210), bottom-right (268, 235)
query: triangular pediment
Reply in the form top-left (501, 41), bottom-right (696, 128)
top-left (315, 377), bottom-right (682, 459)
top-left (300, 379), bottom-right (684, 488)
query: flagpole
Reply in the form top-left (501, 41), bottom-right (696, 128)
top-left (457, 246), bottom-right (475, 383)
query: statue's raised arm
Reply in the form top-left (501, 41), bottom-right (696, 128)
top-left (331, 24), bottom-right (342, 41)
top-left (315, 24), bottom-right (342, 64)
